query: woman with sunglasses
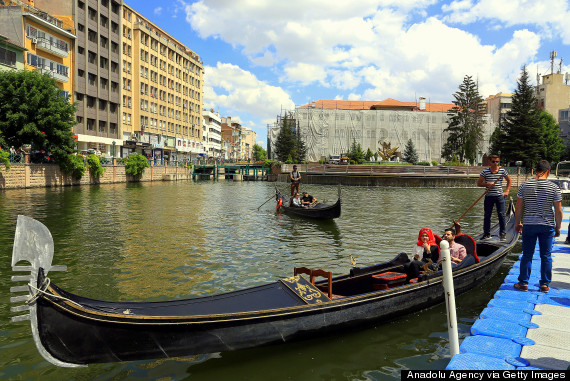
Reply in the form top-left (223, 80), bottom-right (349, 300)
top-left (477, 154), bottom-right (511, 240)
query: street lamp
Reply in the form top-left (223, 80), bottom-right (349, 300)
top-left (112, 141), bottom-right (116, 157)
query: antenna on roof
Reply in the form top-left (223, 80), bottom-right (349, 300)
top-left (550, 51), bottom-right (557, 75)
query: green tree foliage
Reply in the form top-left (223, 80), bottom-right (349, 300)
top-left (539, 110), bottom-right (565, 163)
top-left (365, 147), bottom-right (373, 161)
top-left (87, 154), bottom-right (105, 179)
top-left (59, 154), bottom-right (85, 180)
top-left (0, 149), bottom-right (10, 171)
top-left (493, 66), bottom-right (544, 168)
top-left (441, 75), bottom-right (485, 164)
top-left (403, 139), bottom-right (419, 164)
top-left (0, 70), bottom-right (77, 166)
top-left (274, 112), bottom-right (306, 162)
top-left (125, 153), bottom-right (149, 178)
top-left (252, 144), bottom-right (267, 161)
top-left (347, 139), bottom-right (365, 164)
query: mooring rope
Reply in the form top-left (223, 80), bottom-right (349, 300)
top-left (26, 277), bottom-right (83, 308)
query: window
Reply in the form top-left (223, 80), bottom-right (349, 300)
top-left (0, 46), bottom-right (17, 67)
top-left (100, 77), bottom-right (108, 89)
top-left (99, 121), bottom-right (106, 133)
top-left (111, 21), bottom-right (118, 34)
top-left (88, 51), bottom-right (96, 64)
top-left (88, 7), bottom-right (97, 22)
top-left (111, 41), bottom-right (118, 53)
top-left (78, 23), bottom-right (84, 32)
top-left (78, 0), bottom-right (84, 10)
top-left (99, 99), bottom-right (107, 111)
top-left (100, 15), bottom-right (108, 28)
top-left (87, 118), bottom-right (95, 131)
top-left (88, 73), bottom-right (97, 86)
top-left (100, 56), bottom-right (108, 69)
top-left (100, 35), bottom-right (108, 49)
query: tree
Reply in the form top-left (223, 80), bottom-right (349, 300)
top-left (494, 66), bottom-right (544, 168)
top-left (441, 75), bottom-right (485, 164)
top-left (365, 147), bottom-right (373, 161)
top-left (539, 110), bottom-right (565, 163)
top-left (347, 139), bottom-right (365, 164)
top-left (403, 139), bottom-right (419, 164)
top-left (252, 144), bottom-right (267, 161)
top-left (273, 112), bottom-right (306, 162)
top-left (0, 70), bottom-right (77, 165)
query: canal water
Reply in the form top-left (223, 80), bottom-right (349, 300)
top-left (0, 181), bottom-right (520, 380)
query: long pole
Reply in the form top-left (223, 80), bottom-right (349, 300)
top-left (453, 173), bottom-right (505, 227)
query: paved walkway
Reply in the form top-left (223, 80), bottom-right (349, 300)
top-left (447, 207), bottom-right (570, 370)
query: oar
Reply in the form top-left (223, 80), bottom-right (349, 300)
top-left (257, 193), bottom-right (277, 210)
top-left (451, 173), bottom-right (506, 231)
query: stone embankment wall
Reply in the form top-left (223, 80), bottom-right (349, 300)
top-left (0, 163), bottom-right (192, 189)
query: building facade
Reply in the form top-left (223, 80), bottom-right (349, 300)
top-left (537, 72), bottom-right (570, 123)
top-left (202, 109), bottom-right (222, 160)
top-left (484, 93), bottom-right (512, 126)
top-left (0, 1), bottom-right (74, 98)
top-left (120, 4), bottom-right (204, 163)
top-left (2, 0), bottom-right (204, 161)
top-left (271, 99), bottom-right (495, 163)
top-left (0, 33), bottom-right (26, 71)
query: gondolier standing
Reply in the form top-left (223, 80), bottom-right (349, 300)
top-left (290, 165), bottom-right (301, 196)
top-left (477, 154), bottom-right (511, 240)
top-left (514, 160), bottom-right (563, 293)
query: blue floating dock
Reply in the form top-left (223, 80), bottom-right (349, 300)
top-left (446, 207), bottom-right (570, 370)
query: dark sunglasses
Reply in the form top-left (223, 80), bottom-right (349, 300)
top-left (491, 160), bottom-right (499, 163)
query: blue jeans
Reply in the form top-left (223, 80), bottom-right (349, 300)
top-left (518, 224), bottom-right (555, 286)
top-left (483, 195), bottom-right (506, 235)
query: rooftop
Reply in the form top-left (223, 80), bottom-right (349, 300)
top-left (298, 98), bottom-right (456, 112)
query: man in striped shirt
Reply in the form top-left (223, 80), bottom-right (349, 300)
top-left (514, 160), bottom-right (563, 293)
top-left (478, 155), bottom-right (511, 240)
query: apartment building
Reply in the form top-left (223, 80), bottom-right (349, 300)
top-left (0, 1), bottom-right (74, 97)
top-left (537, 72), bottom-right (570, 123)
top-left (202, 109), bottom-right (222, 160)
top-left (0, 33), bottom-right (26, 71)
top-left (484, 93), bottom-right (512, 126)
top-left (118, 4), bottom-right (204, 163)
top-left (241, 127), bottom-right (256, 162)
top-left (221, 116), bottom-right (243, 162)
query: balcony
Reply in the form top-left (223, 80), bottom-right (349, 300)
top-left (34, 37), bottom-right (69, 58)
top-left (39, 66), bottom-right (69, 83)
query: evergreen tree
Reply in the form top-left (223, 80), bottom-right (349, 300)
top-left (274, 112), bottom-right (306, 162)
top-left (347, 139), bottom-right (365, 164)
top-left (441, 75), bottom-right (484, 164)
top-left (539, 110), bottom-right (565, 163)
top-left (274, 113), bottom-right (296, 162)
top-left (403, 139), bottom-right (419, 164)
top-left (0, 70), bottom-right (77, 163)
top-left (495, 66), bottom-right (544, 168)
top-left (365, 147), bottom-right (373, 161)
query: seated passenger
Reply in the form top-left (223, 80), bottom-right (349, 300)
top-left (290, 192), bottom-right (302, 207)
top-left (443, 228), bottom-right (466, 264)
top-left (301, 191), bottom-right (317, 208)
top-left (413, 227), bottom-right (440, 263)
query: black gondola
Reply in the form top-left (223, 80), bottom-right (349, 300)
top-left (10, 202), bottom-right (518, 368)
top-left (276, 187), bottom-right (341, 219)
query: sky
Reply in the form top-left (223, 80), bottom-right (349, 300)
top-left (130, 0), bottom-right (570, 148)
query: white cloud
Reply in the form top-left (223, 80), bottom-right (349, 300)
top-left (442, 0), bottom-right (570, 44)
top-left (203, 62), bottom-right (295, 121)
top-left (154, 7), bottom-right (162, 16)
top-left (284, 63), bottom-right (327, 85)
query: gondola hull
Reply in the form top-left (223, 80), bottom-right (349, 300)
top-left (11, 203), bottom-right (517, 367)
top-left (276, 190), bottom-right (341, 219)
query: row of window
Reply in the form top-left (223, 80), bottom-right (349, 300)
top-left (139, 116), bottom-right (200, 137)
top-left (26, 25), bottom-right (69, 52)
top-left (26, 53), bottom-right (69, 77)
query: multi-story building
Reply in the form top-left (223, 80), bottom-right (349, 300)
top-left (272, 98), bottom-right (495, 163)
top-left (0, 33), bottom-right (26, 71)
top-left (536, 72), bottom-right (570, 123)
top-left (202, 109), bottom-right (222, 160)
top-left (484, 93), bottom-right (512, 126)
top-left (221, 116), bottom-right (242, 162)
top-left (241, 127), bottom-right (256, 162)
top-left (0, 1), bottom-right (74, 98)
top-left (120, 4), bottom-right (204, 163)
top-left (558, 106), bottom-right (570, 146)
top-left (3, 0), bottom-right (204, 160)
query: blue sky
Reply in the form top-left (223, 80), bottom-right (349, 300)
top-left (129, 0), bottom-right (570, 148)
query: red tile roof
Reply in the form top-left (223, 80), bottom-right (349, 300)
top-left (298, 99), bottom-right (456, 113)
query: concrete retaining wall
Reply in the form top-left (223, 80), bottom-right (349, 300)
top-left (0, 163), bottom-right (192, 189)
